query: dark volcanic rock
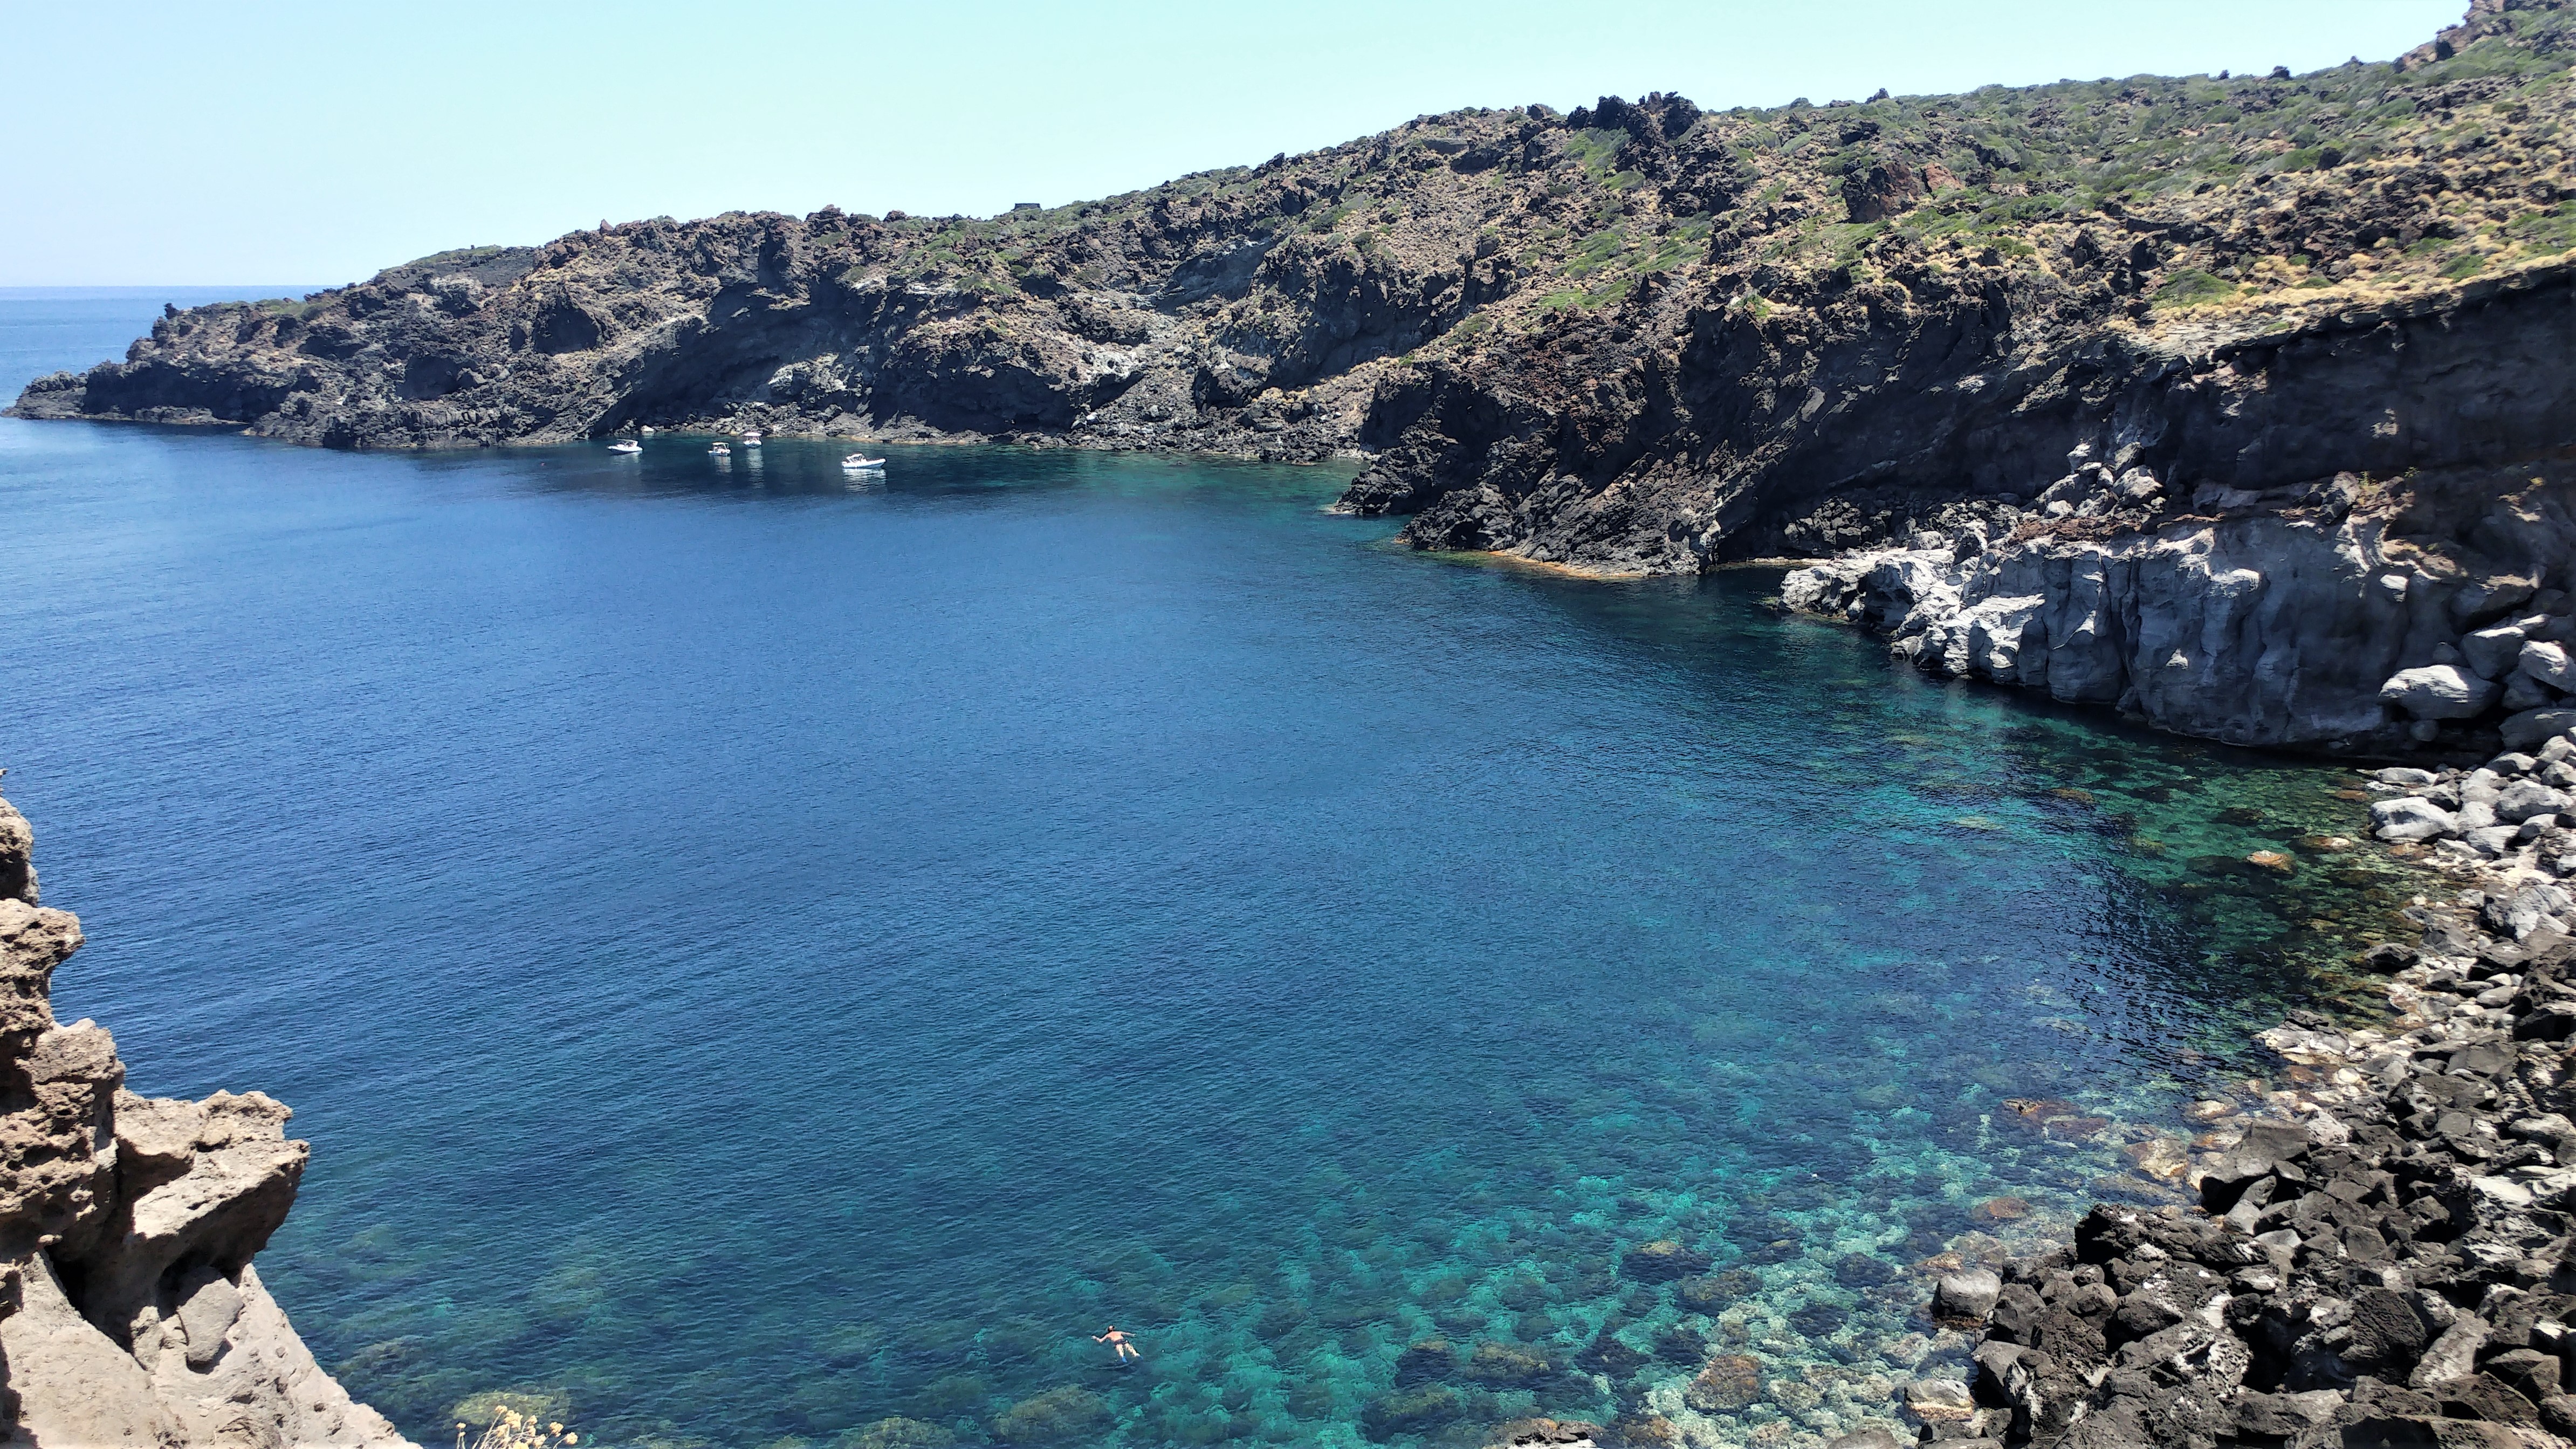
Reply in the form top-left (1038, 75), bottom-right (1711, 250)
top-left (17, 5), bottom-right (2576, 761)
top-left (1919, 874), bottom-right (2576, 1449)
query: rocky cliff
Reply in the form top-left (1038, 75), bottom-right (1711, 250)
top-left (0, 786), bottom-right (407, 1447)
top-left (13, 0), bottom-right (2576, 752)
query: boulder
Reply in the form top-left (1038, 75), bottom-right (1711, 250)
top-left (2468, 825), bottom-right (2523, 855)
top-left (1482, 1418), bottom-right (1605, 1449)
top-left (2524, 639), bottom-right (2576, 690)
top-left (2497, 779), bottom-right (2573, 823)
top-left (2199, 1121), bottom-right (2312, 1212)
top-left (1933, 1268), bottom-right (2003, 1321)
top-left (1394, 1337), bottom-right (1455, 1386)
top-left (1899, 1377), bottom-right (1974, 1422)
top-left (2505, 669), bottom-right (2560, 712)
top-left (994, 1386), bottom-right (1111, 1444)
top-left (2380, 664), bottom-right (2499, 719)
top-left (1675, 1268), bottom-right (1758, 1311)
top-left (2410, 1316), bottom-right (2489, 1389)
top-left (2486, 1348), bottom-right (2563, 1402)
top-left (2434, 1374), bottom-right (2543, 1426)
top-left (2464, 623), bottom-right (2530, 679)
top-left (2371, 796), bottom-right (2458, 842)
top-left (2355, 942), bottom-right (2421, 973)
top-left (2344, 1287), bottom-right (2431, 1375)
top-left (1461, 1341), bottom-right (1555, 1388)
top-left (2485, 882), bottom-right (2576, 939)
top-left (2501, 708), bottom-right (2576, 750)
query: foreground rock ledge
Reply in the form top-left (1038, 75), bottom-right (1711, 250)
top-left (0, 786), bottom-right (408, 1445)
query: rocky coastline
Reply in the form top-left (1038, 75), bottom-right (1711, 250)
top-left (1796, 747), bottom-right (2576, 1449)
top-left (1775, 418), bottom-right (2576, 759)
top-left (12, 2), bottom-right (2573, 764)
top-left (0, 784), bottom-right (409, 1444)
top-left (6, 1), bottom-right (2575, 1442)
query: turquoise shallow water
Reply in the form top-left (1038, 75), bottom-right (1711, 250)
top-left (2, 296), bottom-right (2414, 1448)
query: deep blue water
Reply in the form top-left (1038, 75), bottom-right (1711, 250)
top-left (1, 295), bottom-right (2409, 1449)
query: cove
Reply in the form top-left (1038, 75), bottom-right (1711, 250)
top-left (1, 295), bottom-right (2414, 1448)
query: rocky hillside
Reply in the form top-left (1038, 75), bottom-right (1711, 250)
top-left (0, 786), bottom-right (408, 1444)
top-left (13, 0), bottom-right (2576, 750)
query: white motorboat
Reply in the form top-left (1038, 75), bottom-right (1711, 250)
top-left (841, 454), bottom-right (886, 470)
top-left (741, 431), bottom-right (764, 446)
top-left (708, 443), bottom-right (732, 456)
top-left (639, 425), bottom-right (656, 435)
top-left (608, 439), bottom-right (642, 454)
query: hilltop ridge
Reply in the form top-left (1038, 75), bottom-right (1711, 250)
top-left (13, 0), bottom-right (2576, 752)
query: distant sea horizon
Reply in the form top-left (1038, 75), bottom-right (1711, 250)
top-left (0, 284), bottom-right (329, 300)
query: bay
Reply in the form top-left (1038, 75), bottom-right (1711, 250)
top-left (0, 293), bottom-right (2407, 1448)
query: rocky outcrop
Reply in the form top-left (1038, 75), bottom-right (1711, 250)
top-left (1782, 444), bottom-right (2576, 755)
top-left (14, 6), bottom-right (2574, 596)
top-left (0, 786), bottom-right (408, 1446)
top-left (1906, 846), bottom-right (2576, 1448)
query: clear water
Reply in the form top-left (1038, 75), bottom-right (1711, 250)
top-left (2, 296), bottom-right (2416, 1449)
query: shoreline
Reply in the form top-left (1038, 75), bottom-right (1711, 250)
top-left (1842, 759), bottom-right (2576, 1449)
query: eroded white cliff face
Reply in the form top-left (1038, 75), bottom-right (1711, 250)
top-left (1782, 463), bottom-right (2576, 754)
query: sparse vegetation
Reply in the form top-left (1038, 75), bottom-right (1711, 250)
top-left (2155, 268), bottom-right (2239, 308)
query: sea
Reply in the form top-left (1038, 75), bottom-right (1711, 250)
top-left (0, 288), bottom-right (2418, 1448)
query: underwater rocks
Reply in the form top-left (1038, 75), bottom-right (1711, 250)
top-left (0, 781), bottom-right (408, 1446)
top-left (1675, 1267), bottom-right (1762, 1313)
top-left (1621, 1239), bottom-right (1714, 1282)
top-left (1683, 1352), bottom-right (1765, 1411)
top-left (990, 1384), bottom-right (1111, 1444)
top-left (1904, 859), bottom-right (2576, 1447)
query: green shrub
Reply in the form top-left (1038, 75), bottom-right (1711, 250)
top-left (2155, 269), bottom-right (2237, 306)
top-left (2508, 202), bottom-right (2576, 254)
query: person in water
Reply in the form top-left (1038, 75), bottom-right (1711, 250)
top-left (1094, 1327), bottom-right (1139, 1362)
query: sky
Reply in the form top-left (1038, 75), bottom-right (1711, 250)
top-left (2, 0), bottom-right (2464, 286)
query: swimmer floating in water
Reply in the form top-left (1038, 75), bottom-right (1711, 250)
top-left (1094, 1327), bottom-right (1140, 1362)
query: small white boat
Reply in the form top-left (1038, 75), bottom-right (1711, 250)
top-left (841, 454), bottom-right (886, 470)
top-left (708, 443), bottom-right (732, 456)
top-left (740, 431), bottom-right (763, 446)
top-left (608, 439), bottom-right (642, 454)
top-left (639, 425), bottom-right (656, 435)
